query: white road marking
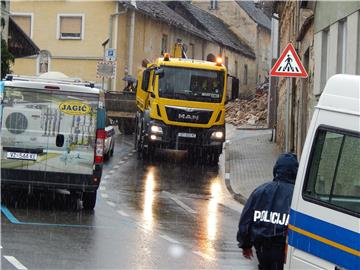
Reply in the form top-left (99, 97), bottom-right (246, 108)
top-left (159, 234), bottom-right (180, 244)
top-left (4, 256), bottom-right (28, 270)
top-left (109, 170), bottom-right (115, 174)
top-left (118, 161), bottom-right (125, 164)
top-left (123, 157), bottom-right (128, 160)
top-left (106, 201), bottom-right (116, 207)
top-left (128, 153), bottom-right (133, 156)
top-left (116, 210), bottom-right (129, 217)
top-left (192, 251), bottom-right (215, 261)
top-left (162, 191), bottom-right (197, 214)
top-left (113, 165), bottom-right (120, 169)
top-left (104, 175), bottom-right (110, 180)
top-left (132, 149), bottom-right (137, 153)
top-left (101, 193), bottom-right (109, 199)
top-left (225, 173), bottom-right (230, 180)
top-left (0, 245), bottom-right (2, 249)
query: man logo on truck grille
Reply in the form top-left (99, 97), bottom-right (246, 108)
top-left (59, 101), bottom-right (91, 115)
top-left (178, 113), bottom-right (199, 121)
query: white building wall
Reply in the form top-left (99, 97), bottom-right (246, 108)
top-left (346, 11), bottom-right (360, 74)
top-left (314, 10), bottom-right (360, 96)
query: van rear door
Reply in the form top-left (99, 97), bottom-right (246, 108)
top-left (45, 90), bottom-right (98, 176)
top-left (1, 86), bottom-right (52, 181)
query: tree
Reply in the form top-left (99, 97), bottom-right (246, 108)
top-left (1, 38), bottom-right (14, 79)
top-left (1, 0), bottom-right (14, 79)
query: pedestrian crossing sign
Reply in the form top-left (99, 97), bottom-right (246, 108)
top-left (270, 43), bottom-right (308, 78)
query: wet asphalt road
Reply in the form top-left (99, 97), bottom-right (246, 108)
top-left (1, 132), bottom-right (258, 269)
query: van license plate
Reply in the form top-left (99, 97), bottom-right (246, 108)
top-left (6, 152), bottom-right (37, 161)
top-left (178, 132), bottom-right (196, 138)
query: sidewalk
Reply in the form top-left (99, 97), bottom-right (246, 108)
top-left (224, 125), bottom-right (281, 204)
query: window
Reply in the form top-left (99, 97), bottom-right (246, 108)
top-left (210, 0), bottom-right (218, 10)
top-left (37, 50), bottom-right (51, 74)
top-left (158, 66), bottom-right (224, 103)
top-left (244, 64), bottom-right (248, 85)
top-left (161, 34), bottom-right (168, 55)
top-left (57, 14), bottom-right (84, 40)
top-left (303, 127), bottom-right (360, 216)
top-left (11, 13), bottom-right (32, 37)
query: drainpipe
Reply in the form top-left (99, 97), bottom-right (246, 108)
top-left (108, 4), bottom-right (128, 91)
top-left (128, 9), bottom-right (136, 76)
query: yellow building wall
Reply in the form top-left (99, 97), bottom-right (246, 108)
top-left (51, 59), bottom-right (99, 82)
top-left (11, 0), bottom-right (115, 57)
top-left (10, 0), bottom-right (116, 84)
top-left (12, 57), bottom-right (100, 83)
top-left (12, 58), bottom-right (37, 75)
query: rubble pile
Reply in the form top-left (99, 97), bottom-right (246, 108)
top-left (225, 91), bottom-right (268, 127)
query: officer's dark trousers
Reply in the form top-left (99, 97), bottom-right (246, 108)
top-left (254, 240), bottom-right (285, 270)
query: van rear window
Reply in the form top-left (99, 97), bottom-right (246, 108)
top-left (303, 127), bottom-right (360, 217)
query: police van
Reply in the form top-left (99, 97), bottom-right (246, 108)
top-left (0, 73), bottom-right (106, 210)
top-left (285, 75), bottom-right (360, 270)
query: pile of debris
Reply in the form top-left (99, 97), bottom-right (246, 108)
top-left (225, 91), bottom-right (268, 128)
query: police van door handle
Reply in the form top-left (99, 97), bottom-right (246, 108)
top-left (335, 266), bottom-right (345, 270)
top-left (56, 134), bottom-right (64, 147)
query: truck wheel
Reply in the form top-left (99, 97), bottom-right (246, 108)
top-left (142, 145), bottom-right (155, 161)
top-left (82, 191), bottom-right (97, 210)
top-left (122, 119), bottom-right (135, 135)
top-left (110, 145), bottom-right (114, 156)
top-left (210, 152), bottom-right (220, 165)
top-left (104, 151), bottom-right (110, 161)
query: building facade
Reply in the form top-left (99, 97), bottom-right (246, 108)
top-left (10, 0), bottom-right (255, 95)
top-left (193, 0), bottom-right (272, 89)
top-left (274, 1), bottom-right (360, 156)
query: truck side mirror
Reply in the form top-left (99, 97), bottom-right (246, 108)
top-left (141, 69), bottom-right (150, 91)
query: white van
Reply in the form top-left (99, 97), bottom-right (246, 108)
top-left (285, 74), bottom-right (360, 270)
top-left (0, 73), bottom-right (106, 210)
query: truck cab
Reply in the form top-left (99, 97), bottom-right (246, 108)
top-left (135, 55), bottom-right (226, 164)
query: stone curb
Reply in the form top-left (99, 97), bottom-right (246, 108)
top-left (224, 140), bottom-right (247, 205)
top-left (236, 127), bottom-right (272, 131)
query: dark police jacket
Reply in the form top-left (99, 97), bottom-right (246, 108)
top-left (237, 153), bottom-right (298, 249)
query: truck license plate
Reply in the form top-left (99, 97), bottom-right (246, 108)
top-left (6, 152), bottom-right (37, 161)
top-left (178, 132), bottom-right (196, 138)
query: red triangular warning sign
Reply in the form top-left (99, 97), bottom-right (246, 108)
top-left (270, 43), bottom-right (308, 78)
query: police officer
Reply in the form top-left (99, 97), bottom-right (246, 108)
top-left (237, 153), bottom-right (298, 270)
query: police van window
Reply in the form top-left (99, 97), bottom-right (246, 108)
top-left (304, 128), bottom-right (360, 216)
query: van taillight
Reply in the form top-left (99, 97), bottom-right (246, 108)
top-left (44, 85), bottom-right (60, 90)
top-left (95, 129), bottom-right (106, 164)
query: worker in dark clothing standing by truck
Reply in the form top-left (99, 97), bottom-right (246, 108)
top-left (237, 153), bottom-right (299, 270)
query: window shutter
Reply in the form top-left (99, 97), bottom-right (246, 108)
top-left (60, 16), bottom-right (82, 38)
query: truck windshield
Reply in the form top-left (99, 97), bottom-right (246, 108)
top-left (158, 66), bottom-right (224, 103)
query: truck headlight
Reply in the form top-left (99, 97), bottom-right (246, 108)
top-left (211, 131), bottom-right (224, 139)
top-left (151, 125), bottom-right (163, 134)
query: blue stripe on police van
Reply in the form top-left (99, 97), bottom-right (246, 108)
top-left (288, 209), bottom-right (359, 270)
top-left (289, 209), bottom-right (359, 251)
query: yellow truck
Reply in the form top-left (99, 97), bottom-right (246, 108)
top-left (135, 54), bottom-right (227, 164)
